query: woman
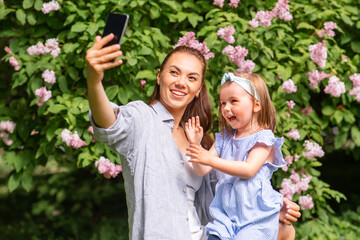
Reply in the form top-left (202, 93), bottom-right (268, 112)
top-left (86, 33), bottom-right (300, 240)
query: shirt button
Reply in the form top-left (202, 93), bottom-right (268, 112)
top-left (180, 160), bottom-right (184, 164)
top-left (183, 188), bottom-right (186, 193)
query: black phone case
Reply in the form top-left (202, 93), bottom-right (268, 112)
top-left (102, 13), bottom-right (129, 48)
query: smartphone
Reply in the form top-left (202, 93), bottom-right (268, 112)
top-left (101, 12), bottom-right (129, 48)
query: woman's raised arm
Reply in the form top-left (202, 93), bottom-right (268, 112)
top-left (86, 34), bottom-right (123, 128)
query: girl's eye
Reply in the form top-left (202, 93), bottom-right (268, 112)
top-left (231, 99), bottom-right (237, 103)
top-left (221, 102), bottom-right (226, 106)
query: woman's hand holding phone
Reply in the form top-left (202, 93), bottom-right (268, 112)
top-left (85, 34), bottom-right (123, 85)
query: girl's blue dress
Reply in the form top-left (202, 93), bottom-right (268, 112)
top-left (206, 129), bottom-right (286, 240)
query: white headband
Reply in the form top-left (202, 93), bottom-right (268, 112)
top-left (221, 72), bottom-right (260, 101)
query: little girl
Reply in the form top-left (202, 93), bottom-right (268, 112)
top-left (185, 72), bottom-right (287, 240)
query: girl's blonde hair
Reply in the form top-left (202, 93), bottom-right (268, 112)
top-left (218, 72), bottom-right (277, 135)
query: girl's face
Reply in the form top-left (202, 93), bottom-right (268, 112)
top-left (220, 82), bottom-right (260, 136)
top-left (157, 52), bottom-right (203, 116)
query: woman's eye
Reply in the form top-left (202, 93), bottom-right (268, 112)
top-left (189, 76), bottom-right (196, 81)
top-left (170, 70), bottom-right (178, 75)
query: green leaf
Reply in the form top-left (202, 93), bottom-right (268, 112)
top-left (188, 13), bottom-right (202, 28)
top-left (58, 76), bottom-right (69, 93)
top-left (48, 104), bottom-right (67, 114)
top-left (333, 110), bottom-right (343, 125)
top-left (64, 14), bottom-right (76, 26)
top-left (34, 0), bottom-right (43, 11)
top-left (71, 22), bottom-right (88, 32)
top-left (118, 87), bottom-right (129, 104)
top-left (21, 172), bottom-right (33, 192)
top-left (46, 121), bottom-right (59, 141)
top-left (27, 11), bottom-right (37, 25)
top-left (16, 9), bottom-right (27, 25)
top-left (87, 23), bottom-right (99, 36)
top-left (63, 43), bottom-right (80, 54)
top-left (351, 126), bottom-right (360, 146)
top-left (14, 155), bottom-right (23, 172)
top-left (321, 105), bottom-right (335, 116)
top-left (351, 41), bottom-right (360, 53)
top-left (8, 173), bottom-right (21, 193)
top-left (12, 73), bottom-right (28, 89)
top-left (334, 131), bottom-right (347, 149)
top-left (25, 62), bottom-right (37, 76)
top-left (67, 67), bottom-right (79, 80)
top-left (297, 22), bottom-right (316, 30)
top-left (105, 85), bottom-right (119, 100)
top-left (23, 0), bottom-right (34, 9)
top-left (135, 70), bottom-right (156, 80)
top-left (138, 46), bottom-right (153, 56)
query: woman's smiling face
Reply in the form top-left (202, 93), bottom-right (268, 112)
top-left (157, 52), bottom-right (203, 116)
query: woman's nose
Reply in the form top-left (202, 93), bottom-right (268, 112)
top-left (175, 75), bottom-right (186, 87)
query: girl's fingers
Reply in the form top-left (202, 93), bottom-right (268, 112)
top-left (196, 116), bottom-right (200, 128)
top-left (284, 214), bottom-right (298, 223)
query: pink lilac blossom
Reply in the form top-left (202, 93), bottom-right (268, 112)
top-left (301, 106), bottom-right (313, 116)
top-left (249, 0), bottom-right (292, 28)
top-left (298, 194), bottom-right (314, 210)
top-left (341, 55), bottom-right (348, 63)
top-left (174, 32), bottom-right (214, 61)
top-left (282, 79), bottom-right (297, 93)
top-left (61, 129), bottom-right (86, 149)
top-left (280, 173), bottom-right (312, 200)
top-left (0, 132), bottom-right (13, 146)
top-left (88, 126), bottom-right (94, 135)
top-left (290, 170), bottom-right (300, 184)
top-left (237, 60), bottom-right (255, 74)
top-left (95, 156), bottom-right (122, 179)
top-left (349, 73), bottom-right (360, 87)
top-left (9, 56), bottom-right (20, 71)
top-left (308, 40), bottom-right (327, 69)
top-left (42, 69), bottom-right (56, 83)
top-left (0, 120), bottom-right (16, 133)
top-left (287, 100), bottom-right (295, 111)
top-left (229, 0), bottom-right (241, 8)
top-left (284, 155), bottom-right (293, 165)
top-left (271, 0), bottom-right (293, 21)
top-left (349, 86), bottom-right (360, 102)
top-left (323, 21), bottom-right (337, 37)
top-left (307, 70), bottom-right (331, 89)
top-left (294, 154), bottom-right (300, 162)
top-left (287, 129), bottom-right (300, 141)
top-left (140, 79), bottom-right (146, 88)
top-left (42, 0), bottom-right (60, 14)
top-left (4, 46), bottom-right (12, 54)
top-left (317, 29), bottom-right (326, 38)
top-left (303, 140), bottom-right (324, 159)
top-left (35, 87), bottom-right (52, 106)
top-left (217, 26), bottom-right (236, 44)
top-left (27, 38), bottom-right (61, 58)
top-left (324, 76), bottom-right (346, 98)
top-left (280, 178), bottom-right (296, 200)
top-left (213, 0), bottom-right (225, 7)
top-left (281, 165), bottom-right (288, 172)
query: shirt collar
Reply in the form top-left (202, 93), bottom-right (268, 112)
top-left (151, 101), bottom-right (175, 129)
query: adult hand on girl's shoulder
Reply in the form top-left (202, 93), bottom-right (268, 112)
top-left (280, 197), bottom-right (301, 225)
top-left (86, 34), bottom-right (123, 85)
top-left (184, 116), bottom-right (203, 145)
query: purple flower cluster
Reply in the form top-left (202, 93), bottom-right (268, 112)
top-left (27, 38), bottom-right (61, 58)
top-left (42, 69), bottom-right (56, 84)
top-left (302, 140), bottom-right (324, 160)
top-left (287, 129), bottom-right (300, 141)
top-left (61, 129), bottom-right (86, 149)
top-left (282, 79), bottom-right (297, 93)
top-left (174, 32), bottom-right (214, 60)
top-left (318, 21), bottom-right (337, 38)
top-left (35, 87), bottom-right (52, 106)
top-left (217, 26), bottom-right (235, 44)
top-left (42, 0), bottom-right (60, 14)
top-left (222, 45), bottom-right (255, 73)
top-left (0, 120), bottom-right (16, 146)
top-left (349, 73), bottom-right (360, 102)
top-left (95, 156), bottom-right (122, 179)
top-left (323, 76), bottom-right (346, 98)
top-left (280, 170), bottom-right (312, 201)
top-left (308, 40), bottom-right (327, 69)
top-left (249, 0), bottom-right (293, 28)
top-left (307, 69), bottom-right (331, 89)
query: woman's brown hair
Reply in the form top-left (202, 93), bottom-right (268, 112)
top-left (148, 46), bottom-right (213, 150)
top-left (219, 72), bottom-right (277, 136)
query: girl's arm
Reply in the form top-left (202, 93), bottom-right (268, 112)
top-left (86, 34), bottom-right (123, 128)
top-left (187, 142), bottom-right (272, 179)
top-left (184, 117), bottom-right (213, 176)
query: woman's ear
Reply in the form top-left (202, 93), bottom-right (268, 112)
top-left (156, 69), bottom-right (161, 85)
top-left (196, 83), bottom-right (204, 98)
top-left (253, 100), bottom-right (261, 113)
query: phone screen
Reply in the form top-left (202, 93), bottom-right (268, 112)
top-left (102, 13), bottom-right (129, 48)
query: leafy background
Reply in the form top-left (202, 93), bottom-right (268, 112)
top-left (1, 0), bottom-right (360, 239)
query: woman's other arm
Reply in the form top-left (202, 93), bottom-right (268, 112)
top-left (86, 34), bottom-right (123, 128)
